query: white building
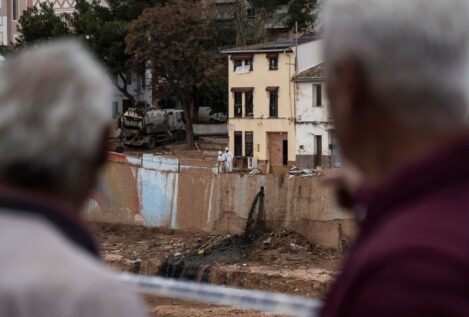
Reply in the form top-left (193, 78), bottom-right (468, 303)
top-left (293, 63), bottom-right (332, 168)
top-left (296, 37), bottom-right (323, 73)
top-left (112, 69), bottom-right (152, 118)
top-left (290, 38), bottom-right (340, 169)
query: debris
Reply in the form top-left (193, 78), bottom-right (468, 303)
top-left (289, 243), bottom-right (307, 252)
top-left (197, 249), bottom-right (205, 258)
top-left (249, 169), bottom-right (262, 175)
top-left (288, 166), bottom-right (317, 177)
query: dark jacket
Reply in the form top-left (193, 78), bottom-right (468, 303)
top-left (321, 137), bottom-right (469, 317)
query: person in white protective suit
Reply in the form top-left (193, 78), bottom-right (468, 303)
top-left (217, 151), bottom-right (225, 173)
top-left (224, 147), bottom-right (233, 173)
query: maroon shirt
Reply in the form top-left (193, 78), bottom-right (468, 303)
top-left (321, 137), bottom-right (469, 317)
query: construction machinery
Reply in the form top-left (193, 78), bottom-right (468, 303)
top-left (119, 107), bottom-right (186, 149)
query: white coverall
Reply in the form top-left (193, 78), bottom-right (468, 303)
top-left (217, 151), bottom-right (225, 173)
top-left (225, 150), bottom-right (233, 173)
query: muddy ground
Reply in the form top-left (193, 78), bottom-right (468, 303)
top-left (93, 223), bottom-right (343, 317)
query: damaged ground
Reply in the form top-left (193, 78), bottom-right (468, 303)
top-left (93, 223), bottom-right (343, 317)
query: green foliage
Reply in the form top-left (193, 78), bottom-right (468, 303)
top-left (126, 0), bottom-right (222, 100)
top-left (71, 0), bottom-right (168, 102)
top-left (287, 0), bottom-right (319, 33)
top-left (0, 45), bottom-right (13, 55)
top-left (16, 2), bottom-right (69, 46)
top-left (69, 0), bottom-right (165, 76)
top-left (217, 0), bottom-right (319, 46)
top-left (126, 0), bottom-right (226, 146)
top-left (69, 0), bottom-right (126, 75)
top-left (16, 0), bottom-right (165, 103)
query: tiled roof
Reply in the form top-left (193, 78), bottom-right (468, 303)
top-left (293, 63), bottom-right (324, 81)
top-left (221, 34), bottom-right (321, 54)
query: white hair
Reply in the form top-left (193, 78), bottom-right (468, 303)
top-left (0, 40), bottom-right (113, 195)
top-left (323, 0), bottom-right (469, 126)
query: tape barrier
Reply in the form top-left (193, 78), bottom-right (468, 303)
top-left (119, 273), bottom-right (323, 317)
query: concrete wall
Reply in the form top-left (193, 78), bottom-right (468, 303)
top-left (84, 152), bottom-right (356, 249)
top-left (193, 124), bottom-right (228, 136)
top-left (296, 124), bottom-right (330, 157)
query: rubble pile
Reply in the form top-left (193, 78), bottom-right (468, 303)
top-left (288, 165), bottom-right (323, 177)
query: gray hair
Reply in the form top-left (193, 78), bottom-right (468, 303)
top-left (0, 40), bottom-right (113, 196)
top-left (323, 0), bottom-right (469, 127)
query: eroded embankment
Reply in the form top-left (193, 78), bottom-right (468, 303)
top-left (94, 223), bottom-right (341, 299)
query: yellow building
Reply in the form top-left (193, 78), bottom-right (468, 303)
top-left (222, 40), bottom-right (301, 173)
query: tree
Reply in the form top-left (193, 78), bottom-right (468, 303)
top-left (16, 2), bottom-right (69, 46)
top-left (16, 0), bottom-right (164, 106)
top-left (287, 0), bottom-right (319, 33)
top-left (126, 0), bottom-right (223, 148)
top-left (212, 0), bottom-right (319, 46)
top-left (69, 0), bottom-right (165, 106)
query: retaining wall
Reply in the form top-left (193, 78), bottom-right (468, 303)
top-left (193, 124), bottom-right (228, 136)
top-left (84, 152), bottom-right (356, 249)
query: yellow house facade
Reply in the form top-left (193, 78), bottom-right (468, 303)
top-left (222, 40), bottom-right (299, 173)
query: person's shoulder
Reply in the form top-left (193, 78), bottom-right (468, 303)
top-left (39, 228), bottom-right (149, 316)
top-left (0, 214), bottom-right (148, 316)
top-left (71, 267), bottom-right (148, 317)
top-left (360, 196), bottom-right (469, 267)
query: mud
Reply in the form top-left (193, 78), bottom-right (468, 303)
top-left (158, 186), bottom-right (267, 281)
top-left (93, 223), bottom-right (342, 317)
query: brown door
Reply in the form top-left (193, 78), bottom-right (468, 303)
top-left (268, 132), bottom-right (288, 166)
top-left (282, 140), bottom-right (288, 166)
top-left (315, 135), bottom-right (322, 168)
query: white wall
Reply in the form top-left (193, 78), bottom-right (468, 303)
top-left (0, 16), bottom-right (7, 46)
top-left (295, 81), bottom-right (332, 156)
top-left (112, 70), bottom-right (152, 118)
top-left (297, 39), bottom-right (323, 73)
top-left (295, 82), bottom-right (329, 122)
top-left (296, 123), bottom-right (331, 156)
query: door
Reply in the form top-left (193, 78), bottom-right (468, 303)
top-left (282, 140), bottom-right (288, 166)
top-left (315, 135), bottom-right (322, 168)
top-left (268, 132), bottom-right (288, 166)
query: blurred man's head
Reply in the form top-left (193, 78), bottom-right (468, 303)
top-left (324, 0), bottom-right (469, 183)
top-left (0, 40), bottom-right (112, 208)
